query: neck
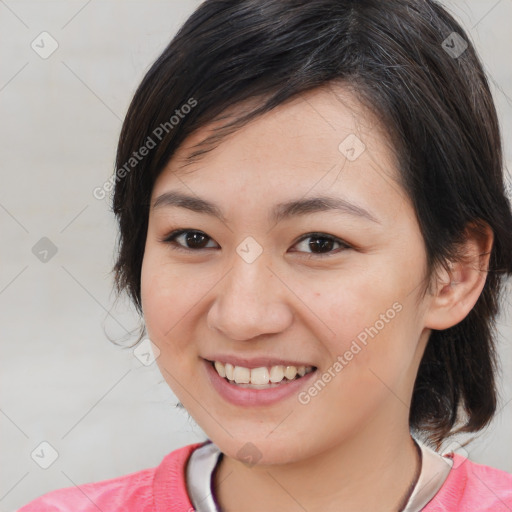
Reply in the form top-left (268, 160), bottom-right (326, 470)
top-left (213, 424), bottom-right (419, 512)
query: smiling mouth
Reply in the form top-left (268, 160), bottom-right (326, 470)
top-left (210, 360), bottom-right (317, 388)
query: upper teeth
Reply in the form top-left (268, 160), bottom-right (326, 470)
top-left (213, 361), bottom-right (314, 385)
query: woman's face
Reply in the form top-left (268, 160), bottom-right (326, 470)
top-left (141, 86), bottom-right (434, 465)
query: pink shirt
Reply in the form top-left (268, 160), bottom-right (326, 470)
top-left (18, 442), bottom-right (512, 511)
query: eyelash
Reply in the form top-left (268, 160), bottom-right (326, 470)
top-left (160, 229), bottom-right (351, 258)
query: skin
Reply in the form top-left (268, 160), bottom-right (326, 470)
top-left (140, 85), bottom-right (493, 512)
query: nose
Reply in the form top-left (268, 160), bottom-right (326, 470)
top-left (206, 254), bottom-right (294, 341)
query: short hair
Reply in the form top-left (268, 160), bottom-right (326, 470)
top-left (112, 0), bottom-right (512, 447)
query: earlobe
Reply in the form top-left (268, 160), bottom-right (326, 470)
top-left (424, 222), bottom-right (494, 330)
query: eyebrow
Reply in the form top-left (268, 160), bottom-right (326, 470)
top-left (152, 191), bottom-right (380, 224)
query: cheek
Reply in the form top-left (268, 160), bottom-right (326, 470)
top-left (320, 263), bottom-right (418, 373)
top-left (140, 248), bottom-right (221, 351)
top-left (140, 252), bottom-right (193, 345)
top-left (323, 274), bottom-right (396, 342)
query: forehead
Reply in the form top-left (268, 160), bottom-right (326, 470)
top-left (152, 85), bottom-right (406, 220)
top-left (171, 85), bottom-right (394, 171)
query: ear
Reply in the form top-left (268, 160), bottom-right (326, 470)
top-left (424, 221), bottom-right (494, 330)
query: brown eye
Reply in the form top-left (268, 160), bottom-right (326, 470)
top-left (291, 233), bottom-right (350, 257)
top-left (182, 231), bottom-right (209, 249)
top-left (162, 230), bottom-right (219, 251)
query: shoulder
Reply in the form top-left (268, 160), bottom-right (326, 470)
top-left (424, 454), bottom-right (512, 512)
top-left (16, 466), bottom-right (156, 512)
top-left (16, 443), bottom-right (203, 512)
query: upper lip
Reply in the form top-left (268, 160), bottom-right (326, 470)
top-left (204, 355), bottom-right (317, 369)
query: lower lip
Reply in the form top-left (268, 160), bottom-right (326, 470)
top-left (203, 359), bottom-right (318, 407)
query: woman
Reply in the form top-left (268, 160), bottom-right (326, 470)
top-left (19, 0), bottom-right (512, 510)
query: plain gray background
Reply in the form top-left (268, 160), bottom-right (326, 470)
top-left (1, 1), bottom-right (511, 510)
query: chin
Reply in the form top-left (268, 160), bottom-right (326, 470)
top-left (212, 431), bottom-right (313, 467)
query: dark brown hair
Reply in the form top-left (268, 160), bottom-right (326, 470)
top-left (111, 0), bottom-right (512, 447)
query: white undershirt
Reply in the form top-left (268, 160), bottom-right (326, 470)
top-left (186, 439), bottom-right (453, 512)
